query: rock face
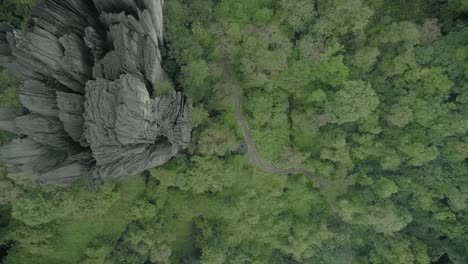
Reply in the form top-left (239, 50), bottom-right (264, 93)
top-left (0, 0), bottom-right (192, 186)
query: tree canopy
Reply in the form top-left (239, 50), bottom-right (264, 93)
top-left (1, 0), bottom-right (467, 263)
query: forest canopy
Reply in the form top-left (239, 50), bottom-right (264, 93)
top-left (1, 0), bottom-right (467, 263)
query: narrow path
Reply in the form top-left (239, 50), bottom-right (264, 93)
top-left (216, 25), bottom-right (323, 187)
top-left (215, 24), bottom-right (352, 262)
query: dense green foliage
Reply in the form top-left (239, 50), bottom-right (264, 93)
top-left (1, 0), bottom-right (467, 263)
top-left (0, 69), bottom-right (21, 145)
top-left (0, 0), bottom-right (36, 28)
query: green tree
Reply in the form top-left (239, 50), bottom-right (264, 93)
top-left (339, 198), bottom-right (412, 234)
top-left (196, 124), bottom-right (238, 156)
top-left (0, 0), bottom-right (37, 27)
top-left (11, 183), bottom-right (119, 226)
top-left (442, 137), bottom-right (468, 162)
top-left (81, 239), bottom-right (113, 264)
top-left (350, 46), bottom-right (380, 74)
top-left (239, 25), bottom-right (292, 87)
top-left (311, 55), bottom-right (350, 87)
top-left (111, 221), bottom-right (175, 264)
top-left (375, 21), bottom-right (421, 45)
top-left (387, 103), bottom-right (414, 128)
top-left (369, 236), bottom-right (430, 264)
top-left (191, 105), bottom-right (209, 129)
top-left (279, 0), bottom-right (316, 33)
top-left (314, 0), bottom-right (373, 37)
top-left (398, 136), bottom-right (439, 167)
top-left (0, 70), bottom-right (21, 111)
top-left (373, 177), bottom-right (399, 199)
top-left (180, 59), bottom-right (211, 102)
top-left (325, 80), bottom-right (379, 124)
top-left (176, 156), bottom-right (235, 194)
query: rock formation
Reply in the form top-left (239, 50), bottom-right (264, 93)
top-left (0, 0), bottom-right (192, 187)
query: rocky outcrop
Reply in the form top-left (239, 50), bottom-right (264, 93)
top-left (0, 0), bottom-right (192, 187)
top-left (84, 75), bottom-right (191, 181)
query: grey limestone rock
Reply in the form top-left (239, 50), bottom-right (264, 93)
top-left (20, 80), bottom-right (59, 117)
top-left (15, 114), bottom-right (76, 152)
top-left (0, 138), bottom-right (67, 175)
top-left (0, 0), bottom-right (192, 187)
top-left (84, 75), bottom-right (191, 180)
top-left (56, 91), bottom-right (87, 146)
top-left (0, 108), bottom-right (18, 134)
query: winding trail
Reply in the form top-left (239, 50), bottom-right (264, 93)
top-left (214, 24), bottom-right (356, 262)
top-left (216, 25), bottom-right (324, 187)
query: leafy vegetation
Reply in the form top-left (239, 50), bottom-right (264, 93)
top-left (0, 0), bottom-right (36, 28)
top-left (1, 0), bottom-right (467, 263)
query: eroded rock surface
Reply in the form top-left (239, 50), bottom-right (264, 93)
top-left (84, 74), bottom-right (191, 181)
top-left (0, 0), bottom-right (192, 187)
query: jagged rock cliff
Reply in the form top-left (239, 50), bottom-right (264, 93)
top-left (0, 0), bottom-right (192, 186)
